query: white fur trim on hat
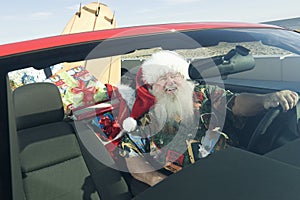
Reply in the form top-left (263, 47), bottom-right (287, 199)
top-left (141, 50), bottom-right (190, 84)
top-left (116, 84), bottom-right (136, 111)
top-left (123, 117), bottom-right (137, 132)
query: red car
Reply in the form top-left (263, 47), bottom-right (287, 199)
top-left (1, 22), bottom-right (300, 200)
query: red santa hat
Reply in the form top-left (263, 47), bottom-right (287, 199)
top-left (122, 50), bottom-right (190, 132)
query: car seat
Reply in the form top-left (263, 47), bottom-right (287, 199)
top-left (13, 82), bottom-right (101, 200)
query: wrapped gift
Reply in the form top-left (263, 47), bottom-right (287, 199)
top-left (89, 112), bottom-right (122, 160)
top-left (70, 80), bottom-right (97, 106)
top-left (91, 113), bottom-right (121, 141)
top-left (8, 67), bottom-right (47, 90)
top-left (45, 72), bottom-right (76, 114)
top-left (46, 66), bottom-right (109, 116)
top-left (9, 79), bottom-right (20, 90)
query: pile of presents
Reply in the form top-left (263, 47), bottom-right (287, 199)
top-left (9, 65), bottom-right (121, 147)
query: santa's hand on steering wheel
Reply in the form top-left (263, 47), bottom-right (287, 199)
top-left (263, 90), bottom-right (299, 112)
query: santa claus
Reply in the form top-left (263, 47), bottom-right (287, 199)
top-left (107, 49), bottom-right (299, 188)
top-left (119, 50), bottom-right (195, 133)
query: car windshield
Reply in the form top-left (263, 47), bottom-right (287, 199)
top-left (8, 27), bottom-right (300, 87)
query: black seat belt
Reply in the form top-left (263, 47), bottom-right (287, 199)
top-left (43, 67), bottom-right (52, 79)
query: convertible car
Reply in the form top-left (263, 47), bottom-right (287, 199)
top-left (1, 22), bottom-right (300, 200)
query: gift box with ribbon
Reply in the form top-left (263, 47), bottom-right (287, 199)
top-left (91, 113), bottom-right (121, 141)
top-left (89, 112), bottom-right (122, 160)
top-left (46, 66), bottom-right (109, 117)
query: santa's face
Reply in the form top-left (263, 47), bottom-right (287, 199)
top-left (152, 72), bottom-right (184, 96)
top-left (150, 72), bottom-right (194, 129)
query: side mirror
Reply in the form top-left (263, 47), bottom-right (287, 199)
top-left (188, 46), bottom-right (255, 80)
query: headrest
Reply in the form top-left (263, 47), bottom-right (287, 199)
top-left (13, 82), bottom-right (64, 130)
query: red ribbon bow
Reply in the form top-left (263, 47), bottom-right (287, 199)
top-left (99, 116), bottom-right (121, 140)
top-left (71, 80), bottom-right (97, 105)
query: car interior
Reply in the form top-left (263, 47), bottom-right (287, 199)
top-left (3, 27), bottom-right (300, 199)
top-left (7, 56), bottom-right (300, 200)
top-left (7, 79), bottom-right (300, 200)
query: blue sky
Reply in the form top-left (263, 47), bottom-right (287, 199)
top-left (1, 0), bottom-right (299, 44)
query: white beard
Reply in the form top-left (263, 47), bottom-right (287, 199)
top-left (150, 80), bottom-right (195, 130)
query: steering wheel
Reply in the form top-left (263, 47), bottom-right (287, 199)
top-left (247, 106), bottom-right (283, 152)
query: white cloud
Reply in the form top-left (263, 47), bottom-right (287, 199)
top-left (66, 4), bottom-right (81, 12)
top-left (1, 15), bottom-right (18, 21)
top-left (0, 12), bottom-right (52, 22)
top-left (28, 12), bottom-right (53, 20)
top-left (135, 8), bottom-right (155, 14)
top-left (164, 0), bottom-right (204, 4)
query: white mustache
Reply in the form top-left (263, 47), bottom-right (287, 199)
top-left (164, 85), bottom-right (177, 92)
